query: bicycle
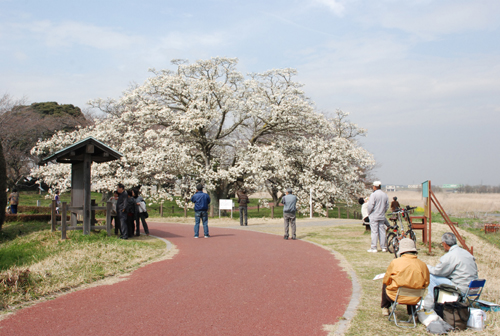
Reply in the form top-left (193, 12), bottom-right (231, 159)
top-left (386, 206), bottom-right (417, 257)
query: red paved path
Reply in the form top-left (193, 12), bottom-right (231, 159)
top-left (0, 223), bottom-right (351, 336)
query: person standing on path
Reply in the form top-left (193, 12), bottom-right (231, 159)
top-left (116, 183), bottom-right (129, 239)
top-left (133, 188), bottom-right (149, 236)
top-left (54, 190), bottom-right (61, 214)
top-left (367, 181), bottom-right (389, 253)
top-left (190, 184), bottom-right (211, 238)
top-left (359, 197), bottom-right (369, 223)
top-left (8, 188), bottom-right (19, 214)
top-left (126, 189), bottom-right (136, 237)
top-left (108, 191), bottom-right (120, 235)
top-left (282, 188), bottom-right (297, 240)
top-left (237, 189), bottom-right (249, 226)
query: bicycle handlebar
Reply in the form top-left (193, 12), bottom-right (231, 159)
top-left (388, 206), bottom-right (417, 215)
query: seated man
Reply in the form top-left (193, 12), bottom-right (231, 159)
top-left (381, 238), bottom-right (430, 316)
top-left (424, 232), bottom-right (478, 310)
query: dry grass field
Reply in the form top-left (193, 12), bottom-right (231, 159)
top-left (387, 191), bottom-right (500, 216)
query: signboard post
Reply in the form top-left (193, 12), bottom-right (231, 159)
top-left (310, 188), bottom-right (313, 219)
top-left (422, 180), bottom-right (431, 253)
top-left (219, 199), bottom-right (234, 218)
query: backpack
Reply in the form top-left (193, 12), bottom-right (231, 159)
top-left (434, 284), bottom-right (470, 330)
top-left (434, 301), bottom-right (470, 330)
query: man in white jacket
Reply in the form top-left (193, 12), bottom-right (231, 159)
top-left (366, 181), bottom-right (389, 253)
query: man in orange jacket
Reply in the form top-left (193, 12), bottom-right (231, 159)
top-left (381, 238), bottom-right (430, 316)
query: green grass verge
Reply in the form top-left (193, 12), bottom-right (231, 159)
top-left (0, 220), bottom-right (167, 309)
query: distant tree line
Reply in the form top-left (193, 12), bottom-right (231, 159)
top-left (457, 185), bottom-right (500, 193)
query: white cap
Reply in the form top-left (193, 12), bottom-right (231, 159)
top-left (373, 181), bottom-right (382, 187)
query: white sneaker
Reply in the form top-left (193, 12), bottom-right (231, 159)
top-left (367, 249), bottom-right (378, 253)
top-left (382, 249), bottom-right (387, 252)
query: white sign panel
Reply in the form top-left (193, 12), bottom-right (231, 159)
top-left (219, 199), bottom-right (233, 210)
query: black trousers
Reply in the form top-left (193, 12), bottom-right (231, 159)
top-left (112, 216), bottom-right (121, 235)
top-left (119, 212), bottom-right (128, 238)
top-left (127, 213), bottom-right (135, 237)
top-left (135, 212), bottom-right (149, 235)
top-left (239, 206), bottom-right (247, 226)
top-left (381, 283), bottom-right (416, 315)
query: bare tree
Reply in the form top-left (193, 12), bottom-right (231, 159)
top-left (0, 93), bottom-right (27, 229)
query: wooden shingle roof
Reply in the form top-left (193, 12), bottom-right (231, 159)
top-left (42, 137), bottom-right (122, 164)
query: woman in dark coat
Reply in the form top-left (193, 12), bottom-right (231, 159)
top-left (126, 189), bottom-right (136, 238)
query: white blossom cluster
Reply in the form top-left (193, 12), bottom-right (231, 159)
top-left (30, 57), bottom-right (375, 212)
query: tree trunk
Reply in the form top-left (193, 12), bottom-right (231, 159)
top-left (0, 141), bottom-right (7, 230)
top-left (208, 181), bottom-right (232, 214)
top-left (266, 183), bottom-right (280, 205)
top-left (101, 190), bottom-right (112, 204)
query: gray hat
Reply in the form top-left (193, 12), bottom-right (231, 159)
top-left (397, 238), bottom-right (417, 257)
top-left (286, 188), bottom-right (293, 193)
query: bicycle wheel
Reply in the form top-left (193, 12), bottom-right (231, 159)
top-left (406, 230), bottom-right (417, 243)
top-left (386, 233), bottom-right (396, 254)
top-left (392, 237), bottom-right (400, 258)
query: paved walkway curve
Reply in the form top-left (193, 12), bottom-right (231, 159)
top-left (0, 223), bottom-right (351, 336)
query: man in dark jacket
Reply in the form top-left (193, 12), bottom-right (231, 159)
top-left (237, 189), bottom-right (249, 226)
top-left (190, 184), bottom-right (211, 238)
top-left (116, 183), bottom-right (129, 239)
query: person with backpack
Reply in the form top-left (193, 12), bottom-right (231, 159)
top-left (237, 189), bottom-right (249, 226)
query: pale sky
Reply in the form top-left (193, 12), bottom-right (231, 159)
top-left (1, 0), bottom-right (499, 186)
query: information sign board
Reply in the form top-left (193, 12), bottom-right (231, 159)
top-left (219, 199), bottom-right (233, 210)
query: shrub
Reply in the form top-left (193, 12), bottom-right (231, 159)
top-left (5, 214), bottom-right (70, 222)
top-left (17, 206), bottom-right (51, 214)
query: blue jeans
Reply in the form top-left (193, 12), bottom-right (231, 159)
top-left (194, 211), bottom-right (209, 237)
top-left (423, 273), bottom-right (454, 310)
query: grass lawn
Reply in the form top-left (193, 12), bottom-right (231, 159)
top-left (0, 220), bottom-right (169, 310)
top-left (7, 191), bottom-right (499, 334)
top-left (232, 218), bottom-right (500, 335)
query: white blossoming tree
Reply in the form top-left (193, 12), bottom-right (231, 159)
top-left (31, 57), bottom-right (374, 213)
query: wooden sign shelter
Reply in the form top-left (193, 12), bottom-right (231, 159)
top-left (42, 137), bottom-right (122, 235)
top-left (421, 180), bottom-right (473, 255)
